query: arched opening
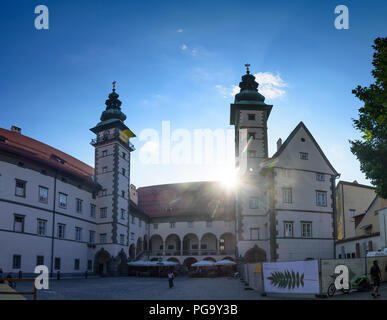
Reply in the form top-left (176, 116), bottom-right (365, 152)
top-left (129, 244), bottom-right (135, 260)
top-left (117, 249), bottom-right (128, 275)
top-left (222, 256), bottom-right (234, 261)
top-left (150, 234), bottom-right (163, 256)
top-left (165, 234), bottom-right (181, 255)
top-left (143, 235), bottom-right (148, 251)
top-left (200, 233), bottom-right (217, 255)
top-left (183, 233), bottom-right (199, 255)
top-left (167, 257), bottom-right (180, 264)
top-left (203, 257), bottom-right (216, 262)
top-left (219, 233), bottom-right (236, 255)
top-left (183, 257), bottom-right (197, 267)
top-left (244, 245), bottom-right (266, 263)
top-left (94, 248), bottom-right (111, 275)
top-left (136, 237), bottom-right (143, 256)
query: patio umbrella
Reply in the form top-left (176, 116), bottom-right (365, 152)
top-left (215, 260), bottom-right (236, 266)
top-left (191, 260), bottom-right (215, 267)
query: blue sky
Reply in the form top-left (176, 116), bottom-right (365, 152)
top-left (0, 0), bottom-right (386, 187)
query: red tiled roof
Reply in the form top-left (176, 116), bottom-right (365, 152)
top-left (0, 128), bottom-right (95, 183)
top-left (354, 213), bottom-right (366, 228)
top-left (137, 181), bottom-right (235, 219)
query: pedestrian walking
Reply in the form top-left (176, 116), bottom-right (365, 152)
top-left (370, 260), bottom-right (382, 298)
top-left (168, 271), bottom-right (174, 288)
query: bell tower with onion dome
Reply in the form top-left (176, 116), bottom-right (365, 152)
top-left (230, 65), bottom-right (274, 262)
top-left (90, 81), bottom-right (136, 275)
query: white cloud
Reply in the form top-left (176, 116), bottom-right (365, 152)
top-left (253, 72), bottom-right (287, 99)
top-left (181, 44), bottom-right (187, 50)
top-left (177, 29), bottom-right (183, 33)
top-left (216, 72), bottom-right (287, 100)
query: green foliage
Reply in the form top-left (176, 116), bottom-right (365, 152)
top-left (267, 270), bottom-right (304, 289)
top-left (351, 37), bottom-right (387, 198)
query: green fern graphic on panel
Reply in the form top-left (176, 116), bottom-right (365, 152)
top-left (267, 270), bottom-right (304, 289)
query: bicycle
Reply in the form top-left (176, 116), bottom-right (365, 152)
top-left (327, 274), bottom-right (351, 297)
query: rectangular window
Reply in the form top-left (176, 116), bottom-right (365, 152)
top-left (15, 179), bottom-right (26, 197)
top-left (102, 166), bottom-right (107, 173)
top-left (122, 152), bottom-right (126, 159)
top-left (301, 222), bottom-right (312, 238)
top-left (87, 260), bottom-right (92, 270)
top-left (316, 191), bottom-right (327, 207)
top-left (39, 186), bottom-right (48, 203)
top-left (187, 221), bottom-right (193, 228)
top-left (349, 209), bottom-right (356, 217)
top-left (100, 189), bottom-right (107, 197)
top-left (36, 255), bottom-right (44, 266)
top-left (90, 204), bottom-right (96, 217)
top-left (120, 234), bottom-right (125, 245)
top-left (200, 243), bottom-right (207, 250)
top-left (14, 215), bottom-right (25, 232)
top-left (100, 233), bottom-right (107, 244)
top-left (13, 255), bottom-right (21, 269)
top-left (170, 222), bottom-right (176, 229)
top-left (248, 113), bottom-right (255, 120)
top-left (121, 209), bottom-right (125, 220)
top-left (74, 259), bottom-right (80, 270)
top-left (248, 132), bottom-right (256, 140)
top-left (100, 207), bottom-right (107, 218)
top-left (131, 216), bottom-right (135, 224)
top-left (58, 193), bottom-right (67, 208)
top-left (54, 257), bottom-right (61, 270)
top-left (37, 219), bottom-right (47, 236)
top-left (57, 223), bottom-right (66, 239)
top-left (130, 232), bottom-right (134, 240)
top-left (250, 228), bottom-right (259, 240)
top-left (316, 173), bottom-right (325, 181)
top-left (122, 168), bottom-right (126, 176)
top-left (284, 222), bottom-right (293, 237)
top-left (102, 150), bottom-right (107, 157)
top-left (76, 198), bottom-right (83, 213)
top-left (300, 152), bottom-right (309, 160)
top-left (89, 230), bottom-right (95, 244)
top-left (153, 223), bottom-right (158, 229)
top-left (248, 150), bottom-right (257, 158)
top-left (121, 190), bottom-right (125, 198)
top-left (282, 188), bottom-right (292, 204)
top-left (75, 227), bottom-right (82, 241)
top-left (192, 244), bottom-right (199, 250)
top-left (249, 197), bottom-right (259, 209)
top-left (206, 221), bottom-right (212, 228)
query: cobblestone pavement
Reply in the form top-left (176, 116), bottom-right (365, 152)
top-left (15, 276), bottom-right (386, 300)
top-left (17, 276), bottom-right (264, 300)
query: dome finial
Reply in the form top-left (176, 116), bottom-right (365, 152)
top-left (112, 80), bottom-right (116, 92)
top-left (244, 63), bottom-right (250, 74)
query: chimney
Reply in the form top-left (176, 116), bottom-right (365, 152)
top-left (11, 126), bottom-right (21, 134)
top-left (277, 138), bottom-right (282, 151)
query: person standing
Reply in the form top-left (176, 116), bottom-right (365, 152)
top-left (370, 260), bottom-right (382, 298)
top-left (168, 271), bottom-right (174, 288)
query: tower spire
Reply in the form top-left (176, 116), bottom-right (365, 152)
top-left (245, 63), bottom-right (250, 74)
top-left (112, 80), bottom-right (116, 92)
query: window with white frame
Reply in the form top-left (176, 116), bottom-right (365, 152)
top-left (153, 223), bottom-right (158, 229)
top-left (250, 228), bottom-right (259, 240)
top-left (282, 188), bottom-right (292, 204)
top-left (58, 193), bottom-right (67, 208)
top-left (15, 179), bottom-right (26, 197)
top-left (39, 186), bottom-right (48, 203)
top-left (120, 234), bottom-right (125, 245)
top-left (249, 197), bottom-right (259, 209)
top-left (284, 221), bottom-right (293, 237)
top-left (100, 207), bottom-right (107, 218)
top-left (102, 166), bottom-right (107, 173)
top-left (75, 227), bottom-right (82, 241)
top-left (57, 223), bottom-right (66, 239)
top-left (76, 198), bottom-right (83, 213)
top-left (90, 204), bottom-right (96, 217)
top-left (14, 215), bottom-right (25, 232)
top-left (316, 173), bottom-right (325, 181)
top-left (316, 191), bottom-right (327, 207)
top-left (299, 152), bottom-right (308, 160)
top-left (100, 233), bottom-right (107, 244)
top-left (89, 230), bottom-right (95, 244)
top-left (349, 209), bottom-right (356, 217)
top-left (37, 219), bottom-right (47, 236)
top-left (301, 222), bottom-right (312, 238)
top-left (170, 222), bottom-right (176, 229)
top-left (102, 150), bottom-right (108, 157)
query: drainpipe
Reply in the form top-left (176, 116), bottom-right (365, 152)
top-left (50, 171), bottom-right (58, 277)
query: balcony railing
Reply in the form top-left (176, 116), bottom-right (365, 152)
top-left (91, 132), bottom-right (135, 151)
